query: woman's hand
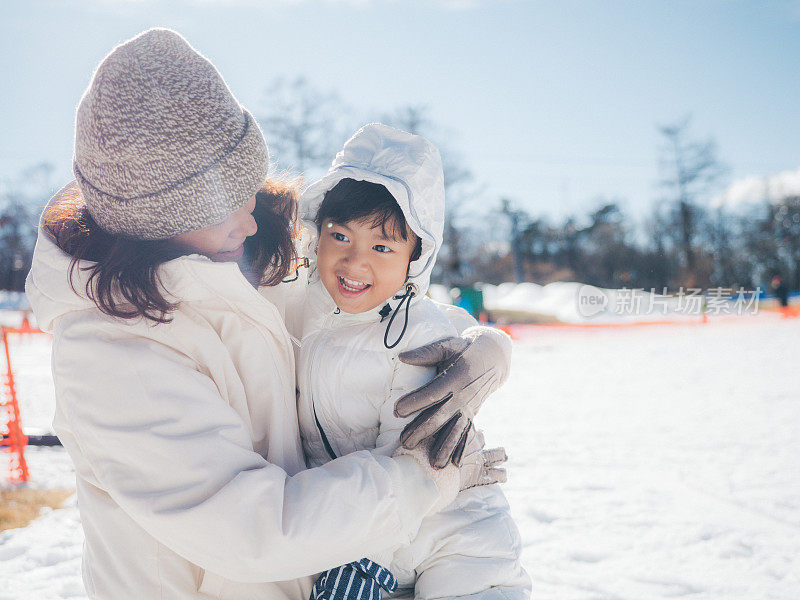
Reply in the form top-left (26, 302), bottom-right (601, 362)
top-left (455, 428), bottom-right (508, 489)
top-left (394, 425), bottom-right (507, 512)
top-left (394, 326), bottom-right (512, 468)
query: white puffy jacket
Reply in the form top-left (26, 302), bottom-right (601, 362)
top-left (25, 212), bottom-right (447, 600)
top-left (295, 124), bottom-right (530, 600)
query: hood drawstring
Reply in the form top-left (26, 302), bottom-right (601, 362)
top-left (282, 257), bottom-right (310, 283)
top-left (382, 283), bottom-right (417, 349)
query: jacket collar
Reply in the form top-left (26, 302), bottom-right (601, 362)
top-left (26, 225), bottom-right (268, 332)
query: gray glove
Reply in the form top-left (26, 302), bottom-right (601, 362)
top-left (394, 326), bottom-right (512, 468)
top-left (394, 425), bottom-right (507, 513)
top-left (455, 427), bottom-right (508, 490)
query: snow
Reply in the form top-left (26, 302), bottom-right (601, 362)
top-left (3, 326), bottom-right (55, 436)
top-left (2, 314), bottom-right (799, 598)
top-left (0, 492), bottom-right (84, 600)
top-left (480, 314), bottom-right (800, 599)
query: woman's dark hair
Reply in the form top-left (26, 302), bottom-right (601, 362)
top-left (315, 178), bottom-right (422, 262)
top-left (240, 180), bottom-right (299, 287)
top-left (44, 180), bottom-right (298, 324)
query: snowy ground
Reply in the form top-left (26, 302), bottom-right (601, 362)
top-left (1, 314), bottom-right (799, 599)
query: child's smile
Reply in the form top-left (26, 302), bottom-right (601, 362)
top-left (338, 275), bottom-right (372, 296)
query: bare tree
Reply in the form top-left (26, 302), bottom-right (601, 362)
top-left (500, 198), bottom-right (526, 282)
top-left (658, 117), bottom-right (725, 282)
top-left (381, 105), bottom-right (432, 137)
top-left (0, 163), bottom-right (54, 290)
top-left (770, 195), bottom-right (800, 289)
top-left (256, 77), bottom-right (351, 180)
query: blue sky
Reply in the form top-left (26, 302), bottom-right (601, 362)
top-left (2, 0), bottom-right (799, 224)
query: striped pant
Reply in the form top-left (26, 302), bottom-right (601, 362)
top-left (311, 558), bottom-right (397, 600)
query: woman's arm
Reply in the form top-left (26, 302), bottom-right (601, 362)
top-left (55, 331), bottom-right (441, 584)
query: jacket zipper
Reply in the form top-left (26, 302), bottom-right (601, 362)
top-left (308, 319), bottom-right (338, 462)
top-left (313, 403), bottom-right (337, 461)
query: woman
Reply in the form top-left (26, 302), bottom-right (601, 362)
top-left (25, 29), bottom-right (513, 600)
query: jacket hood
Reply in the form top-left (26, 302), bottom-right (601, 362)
top-left (25, 228), bottom-right (95, 332)
top-left (299, 123), bottom-right (445, 300)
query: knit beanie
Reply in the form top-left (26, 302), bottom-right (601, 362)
top-left (73, 28), bottom-right (268, 240)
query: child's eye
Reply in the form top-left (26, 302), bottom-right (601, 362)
top-left (332, 232), bottom-right (349, 242)
top-left (373, 244), bottom-right (393, 253)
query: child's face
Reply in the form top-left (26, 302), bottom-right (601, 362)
top-left (317, 217), bottom-right (418, 314)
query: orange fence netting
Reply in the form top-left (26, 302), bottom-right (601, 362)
top-left (1, 316), bottom-right (47, 484)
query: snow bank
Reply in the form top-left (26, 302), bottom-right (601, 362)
top-left (427, 284), bottom-right (452, 305)
top-left (479, 282), bottom-right (752, 324)
top-left (431, 282), bottom-right (759, 324)
top-left (0, 292), bottom-right (29, 312)
top-left (432, 282), bottom-right (715, 324)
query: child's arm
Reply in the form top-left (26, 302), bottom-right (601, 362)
top-left (371, 305), bottom-right (460, 458)
top-left (371, 346), bottom-right (438, 457)
top-left (429, 299), bottom-right (479, 333)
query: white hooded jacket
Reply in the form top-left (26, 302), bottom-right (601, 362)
top-left (24, 197), bottom-right (448, 600)
top-left (295, 124), bottom-right (530, 600)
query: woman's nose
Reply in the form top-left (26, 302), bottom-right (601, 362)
top-left (234, 210), bottom-right (258, 238)
top-left (242, 212), bottom-right (257, 237)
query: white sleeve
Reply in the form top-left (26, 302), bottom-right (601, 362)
top-left (430, 299), bottom-right (478, 334)
top-left (368, 310), bottom-right (526, 598)
top-left (372, 358), bottom-right (436, 458)
top-left (55, 332), bottom-right (439, 584)
top-left (258, 276), bottom-right (307, 340)
top-left (371, 316), bottom-right (457, 458)
top-left (429, 302), bottom-right (513, 375)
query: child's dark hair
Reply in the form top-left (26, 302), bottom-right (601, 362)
top-left (315, 178), bottom-right (422, 262)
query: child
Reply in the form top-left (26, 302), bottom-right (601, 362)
top-left (295, 124), bottom-right (530, 600)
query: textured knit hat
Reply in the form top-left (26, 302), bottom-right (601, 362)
top-left (72, 28), bottom-right (268, 240)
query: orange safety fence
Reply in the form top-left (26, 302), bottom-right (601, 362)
top-left (761, 304), bottom-right (800, 318)
top-left (494, 308), bottom-right (798, 340)
top-left (1, 315), bottom-right (47, 484)
top-left (495, 317), bottom-right (706, 340)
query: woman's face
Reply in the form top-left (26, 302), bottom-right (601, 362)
top-left (172, 196), bottom-right (257, 262)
